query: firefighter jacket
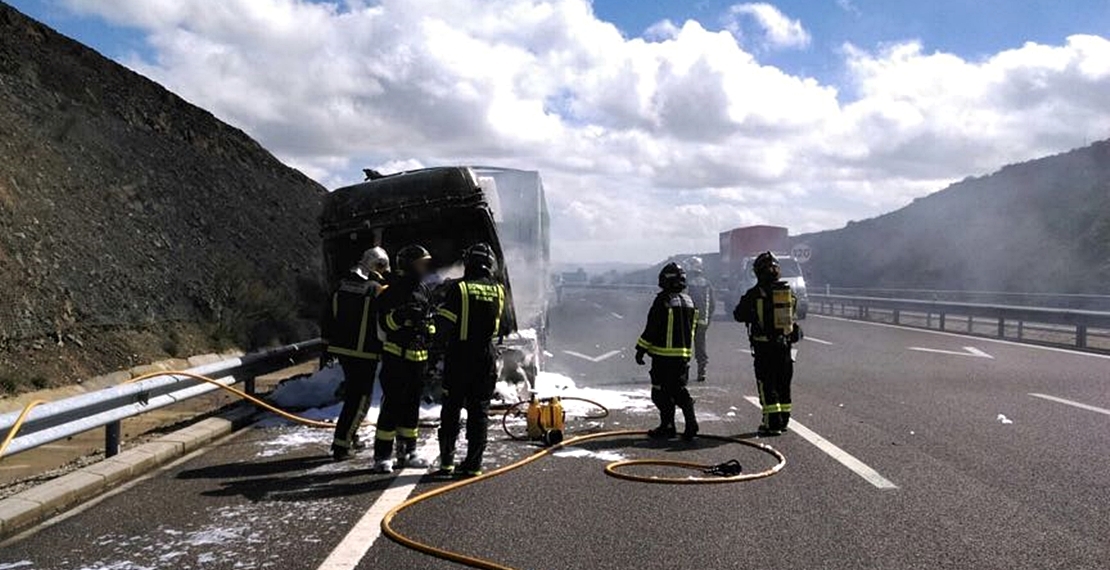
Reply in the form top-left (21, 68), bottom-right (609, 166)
top-left (377, 274), bottom-right (436, 362)
top-left (436, 276), bottom-right (507, 344)
top-left (324, 270), bottom-right (385, 360)
top-left (734, 280), bottom-right (797, 344)
top-left (636, 290), bottom-right (698, 359)
top-left (687, 275), bottom-right (716, 326)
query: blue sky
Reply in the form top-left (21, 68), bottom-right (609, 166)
top-left (16, 0), bottom-right (1110, 100)
top-left (8, 0), bottom-right (1110, 262)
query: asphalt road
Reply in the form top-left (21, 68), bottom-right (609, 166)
top-left (3, 288), bottom-right (1109, 569)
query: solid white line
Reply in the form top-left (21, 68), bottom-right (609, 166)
top-left (813, 314), bottom-right (1110, 361)
top-left (744, 397), bottom-right (897, 490)
top-left (316, 439), bottom-right (436, 570)
top-left (1029, 393), bottom-right (1110, 417)
top-left (806, 337), bottom-right (834, 345)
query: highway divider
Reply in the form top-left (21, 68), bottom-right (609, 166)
top-left (810, 294), bottom-right (1110, 351)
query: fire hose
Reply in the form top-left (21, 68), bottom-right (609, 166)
top-left (2, 371), bottom-right (787, 570)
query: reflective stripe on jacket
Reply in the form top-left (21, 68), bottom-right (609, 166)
top-left (325, 272), bottom-right (385, 360)
top-left (637, 290), bottom-right (698, 359)
top-left (437, 277), bottom-right (506, 343)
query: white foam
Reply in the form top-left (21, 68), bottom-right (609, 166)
top-left (553, 447), bottom-right (627, 462)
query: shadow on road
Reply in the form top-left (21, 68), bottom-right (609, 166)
top-left (176, 455), bottom-right (422, 503)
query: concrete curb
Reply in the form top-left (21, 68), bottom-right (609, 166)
top-left (0, 405), bottom-right (257, 539)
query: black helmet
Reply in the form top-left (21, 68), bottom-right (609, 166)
top-left (464, 242), bottom-right (496, 275)
top-left (395, 245), bottom-right (432, 277)
top-left (753, 251), bottom-right (780, 280)
top-left (658, 262), bottom-right (686, 291)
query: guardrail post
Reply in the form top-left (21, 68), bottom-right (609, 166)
top-left (997, 318), bottom-right (1005, 338)
top-left (967, 315), bottom-right (973, 333)
top-left (926, 312), bottom-right (932, 328)
top-left (1077, 325), bottom-right (1088, 348)
top-left (1017, 321), bottom-right (1024, 340)
top-left (939, 313), bottom-right (946, 331)
top-left (105, 421), bottom-right (121, 458)
top-left (893, 309), bottom-right (900, 325)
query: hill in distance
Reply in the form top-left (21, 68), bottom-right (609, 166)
top-left (795, 140), bottom-right (1110, 294)
top-left (0, 3), bottom-right (326, 394)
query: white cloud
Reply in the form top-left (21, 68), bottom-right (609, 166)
top-left (726, 3), bottom-right (812, 50)
top-left (57, 0), bottom-right (1110, 263)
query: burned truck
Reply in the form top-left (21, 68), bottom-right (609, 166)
top-left (319, 166), bottom-right (550, 398)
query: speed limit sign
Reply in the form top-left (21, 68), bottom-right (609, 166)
top-left (791, 243), bottom-right (812, 264)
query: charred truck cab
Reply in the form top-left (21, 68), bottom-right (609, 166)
top-left (319, 167), bottom-right (550, 400)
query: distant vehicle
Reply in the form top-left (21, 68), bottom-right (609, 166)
top-left (319, 166), bottom-right (550, 396)
top-left (729, 255), bottom-right (809, 320)
top-left (719, 225), bottom-right (789, 266)
top-left (717, 225), bottom-right (806, 318)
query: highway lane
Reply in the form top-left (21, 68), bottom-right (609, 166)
top-left (2, 288), bottom-right (1108, 569)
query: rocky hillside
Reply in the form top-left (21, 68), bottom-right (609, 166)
top-left (795, 140), bottom-right (1110, 293)
top-left (0, 3), bottom-right (326, 393)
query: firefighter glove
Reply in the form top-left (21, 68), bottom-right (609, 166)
top-left (635, 347), bottom-right (647, 366)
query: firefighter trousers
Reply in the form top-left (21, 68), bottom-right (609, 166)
top-left (331, 357), bottom-right (378, 452)
top-left (649, 356), bottom-right (696, 429)
top-left (438, 343), bottom-right (497, 470)
top-left (752, 341), bottom-right (793, 431)
top-left (694, 323), bottom-right (709, 377)
top-left (374, 356), bottom-right (426, 460)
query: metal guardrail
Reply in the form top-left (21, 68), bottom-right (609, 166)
top-left (824, 287), bottom-right (1110, 311)
top-left (811, 294), bottom-right (1110, 350)
top-left (0, 339), bottom-right (324, 459)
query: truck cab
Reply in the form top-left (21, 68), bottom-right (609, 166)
top-left (319, 166), bottom-right (549, 397)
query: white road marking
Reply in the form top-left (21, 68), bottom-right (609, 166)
top-left (563, 349), bottom-right (622, 363)
top-left (813, 314), bottom-right (1110, 361)
top-left (744, 397), bottom-right (898, 490)
top-left (907, 346), bottom-right (993, 359)
top-left (316, 438), bottom-right (437, 570)
top-left (806, 337), bottom-right (834, 345)
top-left (1029, 393), bottom-right (1110, 417)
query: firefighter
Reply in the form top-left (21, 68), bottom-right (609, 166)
top-left (635, 262), bottom-right (700, 440)
top-left (684, 256), bottom-right (716, 382)
top-left (323, 247), bottom-right (390, 461)
top-left (371, 245), bottom-right (436, 473)
top-left (733, 251), bottom-right (802, 435)
top-left (434, 243), bottom-right (507, 477)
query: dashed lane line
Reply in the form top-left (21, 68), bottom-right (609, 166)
top-left (806, 337), bottom-right (834, 345)
top-left (907, 346), bottom-right (993, 359)
top-left (1029, 393), bottom-right (1110, 417)
top-left (744, 397), bottom-right (898, 490)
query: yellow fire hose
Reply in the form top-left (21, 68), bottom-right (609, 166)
top-left (3, 369), bottom-right (788, 570)
top-left (381, 427), bottom-right (787, 570)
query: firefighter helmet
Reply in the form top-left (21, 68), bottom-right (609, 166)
top-left (753, 251), bottom-right (780, 280)
top-left (395, 245), bottom-right (432, 277)
top-left (464, 242), bottom-right (497, 275)
top-left (684, 256), bottom-right (704, 274)
top-left (658, 262), bottom-right (687, 291)
top-left (359, 246), bottom-right (390, 275)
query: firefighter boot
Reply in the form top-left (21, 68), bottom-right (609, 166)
top-left (680, 402), bottom-right (699, 441)
top-left (435, 434), bottom-right (456, 477)
top-left (395, 437), bottom-right (429, 469)
top-left (648, 408), bottom-right (677, 439)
